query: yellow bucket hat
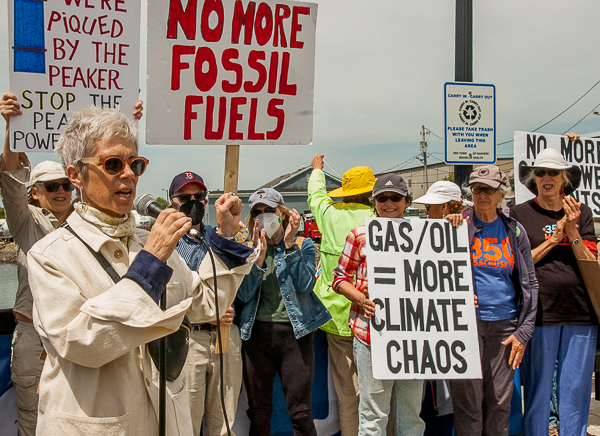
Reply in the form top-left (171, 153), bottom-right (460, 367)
top-left (328, 166), bottom-right (376, 197)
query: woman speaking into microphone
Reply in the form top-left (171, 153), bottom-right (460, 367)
top-left (26, 106), bottom-right (256, 436)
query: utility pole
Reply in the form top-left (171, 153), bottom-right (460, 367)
top-left (454, 0), bottom-right (473, 188)
top-left (420, 125), bottom-right (429, 190)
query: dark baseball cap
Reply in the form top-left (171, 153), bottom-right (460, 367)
top-left (169, 171), bottom-right (207, 198)
top-left (372, 173), bottom-right (409, 197)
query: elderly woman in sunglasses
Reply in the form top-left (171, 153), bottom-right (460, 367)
top-left (22, 106), bottom-right (256, 436)
top-left (0, 93), bottom-right (142, 436)
top-left (445, 165), bottom-right (537, 436)
top-left (332, 173), bottom-right (425, 436)
top-left (235, 188), bottom-right (331, 435)
top-left (510, 146), bottom-right (598, 436)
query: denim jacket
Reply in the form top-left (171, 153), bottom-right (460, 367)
top-left (236, 236), bottom-right (332, 340)
top-left (465, 209), bottom-right (538, 345)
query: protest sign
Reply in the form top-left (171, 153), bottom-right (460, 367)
top-left (366, 218), bottom-right (481, 380)
top-left (514, 131), bottom-right (600, 217)
top-left (146, 0), bottom-right (317, 145)
top-left (7, 0), bottom-right (141, 153)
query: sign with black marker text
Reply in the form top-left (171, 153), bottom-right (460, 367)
top-left (8, 0), bottom-right (141, 152)
top-left (514, 131), bottom-right (600, 217)
top-left (366, 218), bottom-right (481, 380)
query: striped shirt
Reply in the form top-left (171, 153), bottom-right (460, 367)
top-left (175, 224), bottom-right (217, 271)
top-left (332, 225), bottom-right (370, 346)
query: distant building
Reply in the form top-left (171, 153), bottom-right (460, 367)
top-left (206, 166), bottom-right (342, 226)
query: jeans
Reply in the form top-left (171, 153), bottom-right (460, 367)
top-left (353, 338), bottom-right (425, 436)
top-left (521, 325), bottom-right (597, 436)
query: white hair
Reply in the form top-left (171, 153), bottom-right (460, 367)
top-left (55, 106), bottom-right (138, 176)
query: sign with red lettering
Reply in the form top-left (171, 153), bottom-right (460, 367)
top-left (8, 0), bottom-right (141, 152)
top-left (146, 0), bottom-right (317, 145)
top-left (366, 218), bottom-right (481, 380)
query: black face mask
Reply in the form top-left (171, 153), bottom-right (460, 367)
top-left (179, 200), bottom-right (205, 226)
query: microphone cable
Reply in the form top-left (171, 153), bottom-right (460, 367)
top-left (192, 230), bottom-right (233, 436)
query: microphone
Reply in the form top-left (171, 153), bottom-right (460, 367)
top-left (135, 194), bottom-right (164, 219)
top-left (135, 193), bottom-right (204, 242)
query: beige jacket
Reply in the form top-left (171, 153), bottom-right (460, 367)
top-left (27, 211), bottom-right (256, 436)
top-left (0, 156), bottom-right (57, 319)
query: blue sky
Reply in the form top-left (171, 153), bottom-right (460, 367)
top-left (1, 0), bottom-right (600, 202)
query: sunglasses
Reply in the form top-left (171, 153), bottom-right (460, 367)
top-left (250, 206), bottom-right (277, 219)
top-left (471, 185), bottom-right (497, 195)
top-left (39, 181), bottom-right (74, 193)
top-left (171, 192), bottom-right (207, 203)
top-left (534, 169), bottom-right (561, 178)
top-left (375, 194), bottom-right (403, 203)
top-left (79, 156), bottom-right (149, 176)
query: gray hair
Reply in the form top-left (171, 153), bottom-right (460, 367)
top-left (55, 106), bottom-right (138, 177)
top-left (521, 169), bottom-right (573, 194)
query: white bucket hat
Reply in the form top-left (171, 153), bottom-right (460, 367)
top-left (518, 148), bottom-right (581, 195)
top-left (413, 181), bottom-right (462, 205)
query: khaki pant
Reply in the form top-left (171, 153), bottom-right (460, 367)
top-left (326, 333), bottom-right (359, 436)
top-left (181, 324), bottom-right (243, 436)
top-left (11, 321), bottom-right (44, 436)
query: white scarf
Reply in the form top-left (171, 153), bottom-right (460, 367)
top-left (74, 202), bottom-right (136, 245)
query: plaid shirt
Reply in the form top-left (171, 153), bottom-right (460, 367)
top-left (332, 225), bottom-right (371, 346)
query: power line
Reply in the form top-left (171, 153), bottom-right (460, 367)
top-left (561, 101), bottom-right (600, 134)
top-left (498, 79), bottom-right (600, 146)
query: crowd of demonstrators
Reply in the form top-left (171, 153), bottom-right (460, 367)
top-left (307, 154), bottom-right (376, 435)
top-left (235, 188), bottom-right (331, 435)
top-left (167, 171), bottom-right (247, 436)
top-left (8, 104), bottom-right (256, 435)
top-left (333, 174), bottom-right (426, 436)
top-left (2, 94), bottom-right (599, 436)
top-left (447, 165), bottom-right (538, 436)
top-left (0, 92), bottom-right (141, 436)
top-left (510, 148), bottom-right (598, 436)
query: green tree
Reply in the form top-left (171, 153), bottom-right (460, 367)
top-left (0, 208), bottom-right (4, 219)
top-left (155, 197), bottom-right (169, 209)
top-left (443, 172), bottom-right (454, 182)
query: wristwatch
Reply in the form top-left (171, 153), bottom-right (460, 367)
top-left (571, 238), bottom-right (582, 245)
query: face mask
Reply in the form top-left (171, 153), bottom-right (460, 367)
top-left (179, 200), bottom-right (205, 226)
top-left (256, 213), bottom-right (282, 238)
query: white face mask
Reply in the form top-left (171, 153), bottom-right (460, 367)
top-left (256, 213), bottom-right (282, 238)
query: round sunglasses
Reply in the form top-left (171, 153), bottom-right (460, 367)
top-left (79, 156), bottom-right (149, 176)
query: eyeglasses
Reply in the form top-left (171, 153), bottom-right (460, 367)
top-left (79, 156), bottom-right (149, 176)
top-left (171, 192), bottom-right (207, 203)
top-left (250, 206), bottom-right (277, 219)
top-left (375, 194), bottom-right (403, 203)
top-left (39, 181), bottom-right (74, 193)
top-left (534, 169), bottom-right (561, 178)
top-left (471, 186), bottom-right (497, 195)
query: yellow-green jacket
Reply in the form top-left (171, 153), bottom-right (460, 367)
top-left (307, 169), bottom-right (375, 336)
